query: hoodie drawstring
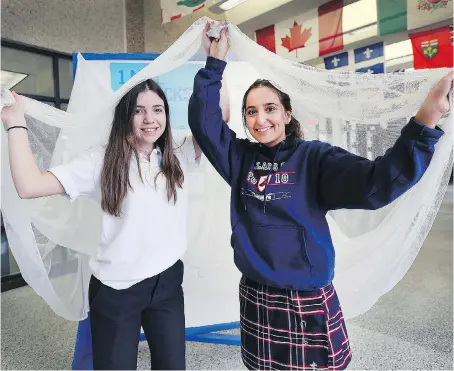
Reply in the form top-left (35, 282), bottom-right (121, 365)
top-left (263, 141), bottom-right (284, 214)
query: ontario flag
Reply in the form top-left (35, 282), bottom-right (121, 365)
top-left (255, 0), bottom-right (344, 62)
top-left (410, 25), bottom-right (454, 69)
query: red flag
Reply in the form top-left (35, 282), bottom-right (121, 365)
top-left (410, 25), bottom-right (454, 69)
top-left (255, 25), bottom-right (276, 53)
top-left (318, 0), bottom-right (344, 56)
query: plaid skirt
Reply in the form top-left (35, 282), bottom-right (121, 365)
top-left (239, 276), bottom-right (352, 370)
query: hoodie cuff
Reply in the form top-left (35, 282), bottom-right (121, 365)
top-left (401, 116), bottom-right (444, 140)
top-left (206, 56), bottom-right (227, 74)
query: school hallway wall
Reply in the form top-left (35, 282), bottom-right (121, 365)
top-left (1, 186), bottom-right (452, 370)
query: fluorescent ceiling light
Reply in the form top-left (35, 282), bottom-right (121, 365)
top-left (386, 54), bottom-right (413, 67)
top-left (385, 39), bottom-right (413, 60)
top-left (1, 70), bottom-right (28, 90)
top-left (342, 0), bottom-right (377, 34)
top-left (219, 0), bottom-right (250, 11)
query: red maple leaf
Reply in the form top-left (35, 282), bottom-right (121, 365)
top-left (281, 21), bottom-right (312, 57)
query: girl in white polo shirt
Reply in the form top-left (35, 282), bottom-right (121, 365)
top-left (2, 76), bottom-right (228, 370)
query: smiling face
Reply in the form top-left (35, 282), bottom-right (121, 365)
top-left (131, 90), bottom-right (167, 152)
top-left (244, 86), bottom-right (291, 147)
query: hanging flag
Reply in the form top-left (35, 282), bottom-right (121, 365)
top-left (356, 63), bottom-right (385, 73)
top-left (255, 0), bottom-right (344, 62)
top-left (161, 0), bottom-right (209, 24)
top-left (324, 51), bottom-right (349, 69)
top-left (377, 0), bottom-right (407, 36)
top-left (407, 0), bottom-right (453, 30)
top-left (324, 42), bottom-right (385, 73)
top-left (255, 25), bottom-right (276, 53)
top-left (377, 0), bottom-right (453, 35)
top-left (274, 9), bottom-right (320, 62)
top-left (354, 42), bottom-right (385, 64)
top-left (410, 25), bottom-right (454, 69)
top-left (318, 0), bottom-right (344, 56)
top-left (354, 41), bottom-right (385, 73)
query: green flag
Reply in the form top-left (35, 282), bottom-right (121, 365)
top-left (377, 0), bottom-right (407, 36)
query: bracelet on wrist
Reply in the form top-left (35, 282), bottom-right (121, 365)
top-left (7, 125), bottom-right (28, 132)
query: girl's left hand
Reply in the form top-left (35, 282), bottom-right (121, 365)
top-left (415, 71), bottom-right (453, 129)
top-left (202, 22), bottom-right (212, 56)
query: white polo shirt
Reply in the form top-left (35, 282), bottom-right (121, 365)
top-left (49, 136), bottom-right (198, 290)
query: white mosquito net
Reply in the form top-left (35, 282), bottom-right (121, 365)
top-left (1, 17), bottom-right (452, 325)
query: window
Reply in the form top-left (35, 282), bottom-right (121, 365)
top-left (1, 40), bottom-right (72, 109)
top-left (59, 58), bottom-right (73, 100)
top-left (1, 40), bottom-right (74, 289)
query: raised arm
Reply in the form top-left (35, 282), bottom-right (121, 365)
top-left (190, 21), bottom-right (232, 167)
top-left (2, 92), bottom-right (65, 199)
top-left (316, 118), bottom-right (443, 210)
top-left (188, 26), bottom-right (246, 184)
top-left (201, 20), bottom-right (231, 125)
top-left (317, 71), bottom-right (452, 210)
top-left (191, 75), bottom-right (230, 162)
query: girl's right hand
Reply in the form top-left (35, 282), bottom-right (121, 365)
top-left (1, 91), bottom-right (27, 129)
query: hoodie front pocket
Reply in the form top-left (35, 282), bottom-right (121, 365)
top-left (254, 224), bottom-right (312, 270)
top-left (231, 222), bottom-right (314, 282)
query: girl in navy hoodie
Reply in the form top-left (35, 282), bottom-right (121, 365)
top-left (189, 26), bottom-right (452, 370)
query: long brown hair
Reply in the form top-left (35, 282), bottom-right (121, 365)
top-left (241, 79), bottom-right (303, 139)
top-left (101, 79), bottom-right (184, 217)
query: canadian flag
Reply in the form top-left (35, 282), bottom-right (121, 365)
top-left (255, 0), bottom-right (344, 62)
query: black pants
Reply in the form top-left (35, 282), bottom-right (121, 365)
top-left (89, 260), bottom-right (185, 370)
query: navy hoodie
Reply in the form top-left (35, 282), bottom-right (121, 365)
top-left (188, 56), bottom-right (444, 291)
